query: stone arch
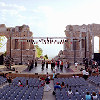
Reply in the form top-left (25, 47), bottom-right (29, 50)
top-left (94, 36), bottom-right (99, 53)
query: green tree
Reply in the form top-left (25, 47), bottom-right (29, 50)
top-left (3, 51), bottom-right (6, 56)
top-left (0, 36), bottom-right (5, 47)
top-left (44, 54), bottom-right (48, 59)
top-left (35, 45), bottom-right (43, 58)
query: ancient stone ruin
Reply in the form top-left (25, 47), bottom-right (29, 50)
top-left (63, 24), bottom-right (100, 63)
top-left (0, 24), bottom-right (35, 64)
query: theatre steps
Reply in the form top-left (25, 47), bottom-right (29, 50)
top-left (42, 80), bottom-right (55, 100)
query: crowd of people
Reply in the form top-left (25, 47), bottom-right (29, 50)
top-left (27, 60), bottom-right (37, 71)
top-left (27, 58), bottom-right (71, 73)
top-left (41, 59), bottom-right (70, 72)
top-left (81, 58), bottom-right (99, 80)
top-left (84, 58), bottom-right (99, 70)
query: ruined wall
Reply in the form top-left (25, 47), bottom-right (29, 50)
top-left (64, 24), bottom-right (100, 64)
top-left (0, 24), bottom-right (35, 64)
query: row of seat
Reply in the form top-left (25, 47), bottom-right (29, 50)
top-left (54, 77), bottom-right (87, 87)
top-left (1, 76), bottom-right (100, 100)
top-left (0, 77), bottom-right (44, 100)
top-left (12, 77), bottom-right (42, 87)
top-left (88, 75), bottom-right (100, 86)
top-left (0, 76), bottom-right (7, 86)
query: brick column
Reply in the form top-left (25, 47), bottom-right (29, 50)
top-left (92, 36), bottom-right (94, 59)
top-left (80, 33), bottom-right (82, 58)
top-left (99, 37), bottom-right (100, 53)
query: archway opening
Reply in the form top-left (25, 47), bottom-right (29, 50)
top-left (0, 36), bottom-right (7, 54)
top-left (94, 36), bottom-right (99, 53)
top-left (34, 38), bottom-right (64, 60)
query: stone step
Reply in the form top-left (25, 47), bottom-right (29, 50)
top-left (42, 80), bottom-right (55, 100)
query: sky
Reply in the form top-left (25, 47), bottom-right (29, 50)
top-left (0, 0), bottom-right (100, 58)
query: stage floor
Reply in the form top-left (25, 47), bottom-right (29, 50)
top-left (24, 64), bottom-right (75, 74)
top-left (0, 64), bottom-right (84, 74)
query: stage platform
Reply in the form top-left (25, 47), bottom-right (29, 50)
top-left (0, 64), bottom-right (99, 79)
top-left (0, 64), bottom-right (86, 78)
top-left (23, 64), bottom-right (85, 74)
top-left (0, 64), bottom-right (85, 74)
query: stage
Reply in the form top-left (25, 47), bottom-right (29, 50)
top-left (24, 64), bottom-right (83, 74)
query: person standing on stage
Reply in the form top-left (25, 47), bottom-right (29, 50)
top-left (43, 59), bottom-right (45, 67)
top-left (75, 61), bottom-right (78, 68)
top-left (51, 60), bottom-right (53, 71)
top-left (29, 60), bottom-right (33, 71)
top-left (27, 60), bottom-right (30, 71)
top-left (57, 60), bottom-right (60, 68)
top-left (46, 60), bottom-right (48, 69)
top-left (32, 60), bottom-right (34, 68)
top-left (35, 60), bottom-right (37, 67)
top-left (53, 60), bottom-right (55, 69)
top-left (55, 61), bottom-right (57, 67)
top-left (42, 60), bottom-right (44, 70)
top-left (65, 61), bottom-right (68, 68)
top-left (60, 60), bottom-right (63, 71)
top-left (67, 61), bottom-right (70, 69)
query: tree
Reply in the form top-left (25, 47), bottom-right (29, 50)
top-left (0, 36), bottom-right (5, 47)
top-left (35, 45), bottom-right (43, 58)
top-left (44, 54), bottom-right (48, 59)
top-left (3, 51), bottom-right (6, 56)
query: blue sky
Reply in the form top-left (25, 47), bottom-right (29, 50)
top-left (0, 0), bottom-right (100, 58)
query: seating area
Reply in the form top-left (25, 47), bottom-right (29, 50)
top-left (54, 77), bottom-right (88, 87)
top-left (1, 75), bottom-right (100, 100)
top-left (54, 77), bottom-right (100, 100)
top-left (0, 76), bottom-right (7, 86)
top-left (0, 77), bottom-right (44, 100)
top-left (12, 77), bottom-right (43, 87)
top-left (88, 76), bottom-right (100, 86)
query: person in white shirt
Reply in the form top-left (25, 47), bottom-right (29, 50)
top-left (85, 71), bottom-right (89, 80)
top-left (86, 71), bottom-right (89, 75)
top-left (75, 61), bottom-right (78, 68)
top-left (67, 88), bottom-right (73, 96)
top-left (82, 69), bottom-right (86, 80)
top-left (82, 69), bottom-right (86, 75)
top-left (75, 90), bottom-right (79, 94)
top-left (92, 92), bottom-right (98, 100)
